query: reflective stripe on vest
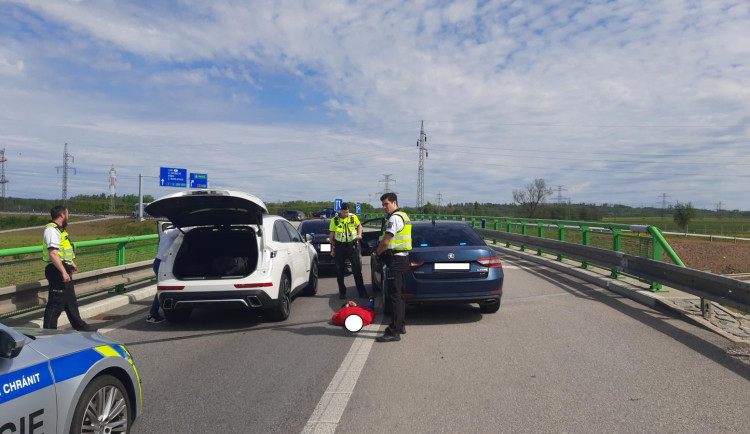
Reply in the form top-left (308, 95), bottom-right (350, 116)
top-left (42, 222), bottom-right (75, 262)
top-left (386, 211), bottom-right (411, 251)
top-left (331, 214), bottom-right (360, 242)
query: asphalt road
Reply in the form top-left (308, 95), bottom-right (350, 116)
top-left (90, 253), bottom-right (750, 433)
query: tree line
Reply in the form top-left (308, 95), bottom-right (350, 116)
top-left (2, 188), bottom-right (747, 229)
top-left (0, 194), bottom-right (155, 215)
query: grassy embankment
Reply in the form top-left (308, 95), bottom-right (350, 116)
top-left (0, 216), bottom-right (158, 250)
top-left (602, 216), bottom-right (750, 237)
top-left (0, 216), bottom-right (160, 287)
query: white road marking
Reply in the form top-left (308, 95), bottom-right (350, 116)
top-left (301, 317), bottom-right (384, 433)
top-left (97, 313), bottom-right (147, 335)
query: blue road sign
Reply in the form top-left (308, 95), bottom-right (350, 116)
top-left (334, 198), bottom-right (343, 212)
top-left (356, 203), bottom-right (361, 214)
top-left (160, 167), bottom-right (187, 188)
top-left (190, 173), bottom-right (208, 189)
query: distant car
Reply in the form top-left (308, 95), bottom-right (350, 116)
top-left (281, 210), bottom-right (306, 221)
top-left (370, 221), bottom-right (503, 314)
top-left (312, 208), bottom-right (335, 218)
top-left (0, 323), bottom-right (142, 433)
top-left (145, 189), bottom-right (318, 323)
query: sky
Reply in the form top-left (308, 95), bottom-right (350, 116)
top-left (0, 0), bottom-right (749, 211)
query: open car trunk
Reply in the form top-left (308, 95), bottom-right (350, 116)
top-left (173, 226), bottom-right (258, 280)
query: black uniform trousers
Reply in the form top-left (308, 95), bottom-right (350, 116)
top-left (43, 262), bottom-right (87, 330)
top-left (334, 242), bottom-right (368, 298)
top-left (386, 254), bottom-right (409, 332)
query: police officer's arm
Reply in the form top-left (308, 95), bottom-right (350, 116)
top-left (356, 222), bottom-right (363, 239)
top-left (48, 248), bottom-right (72, 282)
top-left (376, 233), bottom-right (393, 256)
top-left (329, 230), bottom-right (336, 258)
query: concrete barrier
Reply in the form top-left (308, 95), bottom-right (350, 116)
top-left (0, 260), bottom-right (153, 316)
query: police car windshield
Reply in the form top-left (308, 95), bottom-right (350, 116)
top-left (412, 224), bottom-right (485, 247)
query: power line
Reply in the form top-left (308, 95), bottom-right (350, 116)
top-left (55, 143), bottom-right (76, 205)
top-left (416, 120), bottom-right (429, 208)
top-left (0, 148), bottom-right (7, 209)
top-left (554, 185), bottom-right (568, 204)
top-left (379, 174), bottom-right (395, 194)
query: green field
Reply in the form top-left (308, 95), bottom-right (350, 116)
top-left (601, 216), bottom-right (750, 237)
top-left (0, 216), bottom-right (159, 288)
top-left (0, 216), bottom-right (159, 250)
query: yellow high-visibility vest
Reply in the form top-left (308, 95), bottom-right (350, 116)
top-left (42, 222), bottom-right (75, 262)
top-left (330, 214), bottom-right (361, 243)
top-left (385, 211), bottom-right (411, 251)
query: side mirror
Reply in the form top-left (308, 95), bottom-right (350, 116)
top-left (0, 328), bottom-right (26, 359)
top-left (305, 234), bottom-right (313, 242)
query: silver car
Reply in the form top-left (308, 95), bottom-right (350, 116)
top-left (0, 322), bottom-right (141, 433)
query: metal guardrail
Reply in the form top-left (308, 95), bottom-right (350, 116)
top-left (662, 231), bottom-right (750, 243)
top-left (476, 228), bottom-right (750, 313)
top-left (0, 234), bottom-right (159, 317)
top-left (0, 261), bottom-right (154, 318)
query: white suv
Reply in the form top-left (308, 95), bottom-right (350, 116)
top-left (145, 189), bottom-right (318, 323)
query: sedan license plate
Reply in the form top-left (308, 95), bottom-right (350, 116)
top-left (434, 263), bottom-right (470, 271)
top-left (320, 244), bottom-right (331, 252)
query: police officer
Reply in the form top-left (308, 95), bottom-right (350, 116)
top-left (375, 192), bottom-right (411, 343)
top-left (329, 202), bottom-right (368, 299)
top-left (42, 205), bottom-right (95, 331)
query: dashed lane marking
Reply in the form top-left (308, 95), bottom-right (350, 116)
top-left (301, 316), bottom-right (385, 433)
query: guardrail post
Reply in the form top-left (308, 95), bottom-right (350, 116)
top-left (520, 221), bottom-right (528, 252)
top-left (646, 226), bottom-right (682, 292)
top-left (610, 229), bottom-right (621, 278)
top-left (506, 221), bottom-right (512, 247)
top-left (557, 224), bottom-right (565, 261)
top-left (580, 226), bottom-right (590, 269)
top-left (471, 217), bottom-right (476, 227)
top-left (537, 223), bottom-right (544, 256)
top-left (117, 242), bottom-right (127, 266)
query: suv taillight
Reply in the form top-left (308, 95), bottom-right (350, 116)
top-left (477, 256), bottom-right (502, 268)
top-left (234, 282), bottom-right (273, 288)
top-left (158, 285), bottom-right (185, 290)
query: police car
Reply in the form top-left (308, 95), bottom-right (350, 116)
top-left (0, 322), bottom-right (141, 433)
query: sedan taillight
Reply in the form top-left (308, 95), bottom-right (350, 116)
top-left (409, 260), bottom-right (425, 270)
top-left (477, 256), bottom-right (502, 268)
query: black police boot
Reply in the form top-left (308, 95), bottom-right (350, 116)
top-left (376, 331), bottom-right (401, 342)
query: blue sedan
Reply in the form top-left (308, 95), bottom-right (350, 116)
top-left (370, 221), bottom-right (503, 313)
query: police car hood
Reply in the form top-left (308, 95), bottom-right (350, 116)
top-left (145, 189), bottom-right (268, 228)
top-left (16, 328), bottom-right (120, 359)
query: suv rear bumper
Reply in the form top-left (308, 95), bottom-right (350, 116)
top-left (159, 289), bottom-right (279, 310)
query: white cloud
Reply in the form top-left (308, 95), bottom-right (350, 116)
top-left (0, 0), bottom-right (749, 210)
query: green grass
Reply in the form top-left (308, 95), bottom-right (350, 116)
top-left (0, 216), bottom-right (159, 250)
top-left (601, 216), bottom-right (750, 237)
top-left (0, 216), bottom-right (160, 287)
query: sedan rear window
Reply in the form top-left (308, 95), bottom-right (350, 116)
top-left (298, 220), bottom-right (330, 236)
top-left (412, 224), bottom-right (486, 247)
